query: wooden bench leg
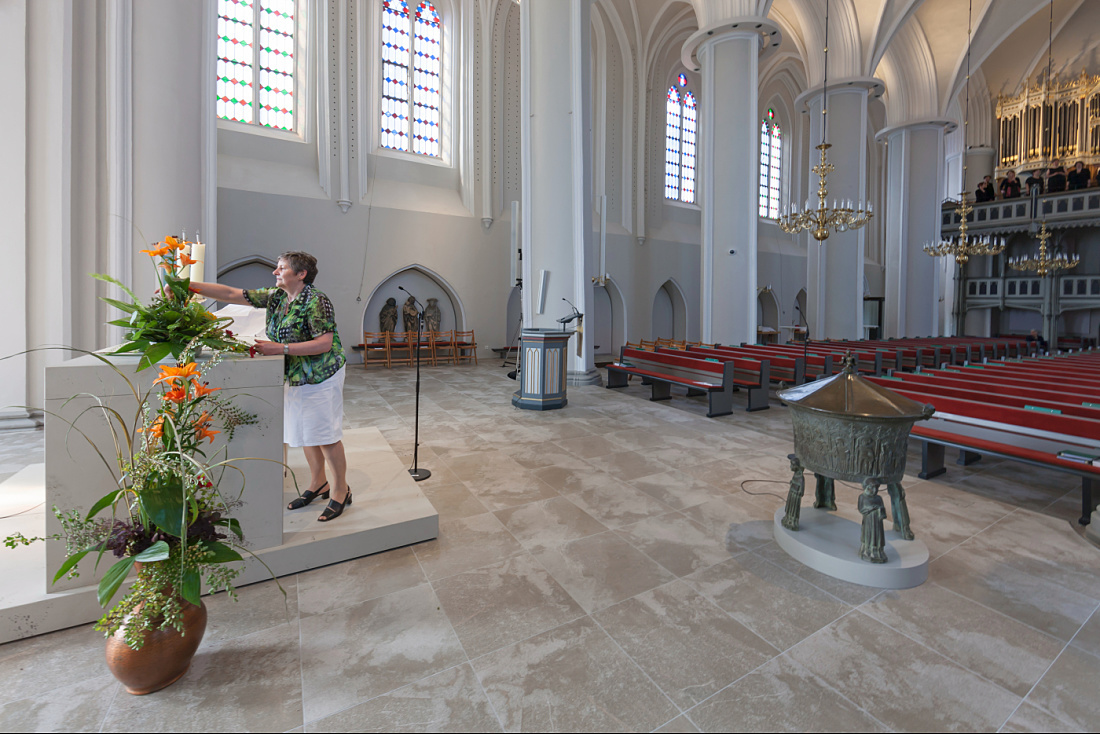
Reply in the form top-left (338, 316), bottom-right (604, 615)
top-left (606, 370), bottom-right (628, 389)
top-left (745, 386), bottom-right (769, 412)
top-left (956, 449), bottom-right (982, 466)
top-left (919, 442), bottom-right (946, 479)
top-left (1081, 477), bottom-right (1095, 526)
top-left (650, 381), bottom-right (672, 401)
top-left (706, 387), bottom-right (733, 417)
top-left (886, 482), bottom-right (915, 540)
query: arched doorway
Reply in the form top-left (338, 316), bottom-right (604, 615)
top-left (757, 289), bottom-right (780, 343)
top-left (362, 265), bottom-right (465, 336)
top-left (794, 288), bottom-right (808, 340)
top-left (218, 256), bottom-right (278, 293)
top-left (652, 280), bottom-right (687, 341)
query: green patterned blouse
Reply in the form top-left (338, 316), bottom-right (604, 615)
top-left (244, 284), bottom-right (346, 386)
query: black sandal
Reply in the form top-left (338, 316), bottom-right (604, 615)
top-left (288, 482), bottom-right (329, 510)
top-left (318, 488), bottom-right (352, 522)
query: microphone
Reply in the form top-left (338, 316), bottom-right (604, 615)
top-left (398, 285), bottom-right (423, 309)
top-left (558, 297), bottom-right (582, 324)
top-left (562, 297), bottom-right (580, 315)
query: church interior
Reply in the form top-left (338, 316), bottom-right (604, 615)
top-left (2, 0), bottom-right (1100, 731)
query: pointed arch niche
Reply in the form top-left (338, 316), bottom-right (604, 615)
top-left (592, 277), bottom-right (627, 358)
top-left (218, 255), bottom-right (279, 292)
top-left (362, 265), bottom-right (466, 335)
top-left (757, 289), bottom-right (780, 340)
top-left (652, 279), bottom-right (687, 341)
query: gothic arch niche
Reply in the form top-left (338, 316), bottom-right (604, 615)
top-left (362, 265), bottom-right (466, 335)
top-left (795, 288), bottom-right (808, 331)
top-left (218, 255), bottom-right (279, 293)
top-left (757, 289), bottom-right (780, 336)
top-left (592, 276), bottom-right (627, 357)
top-left (652, 279), bottom-right (687, 341)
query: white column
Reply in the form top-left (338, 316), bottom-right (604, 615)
top-left (965, 146), bottom-right (995, 193)
top-left (882, 122), bottom-right (948, 338)
top-left (520, 0), bottom-right (597, 384)
top-left (697, 30), bottom-right (759, 346)
top-left (803, 85), bottom-right (871, 340)
top-left (0, 0), bottom-right (35, 428)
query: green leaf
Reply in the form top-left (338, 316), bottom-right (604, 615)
top-left (90, 272), bottom-right (142, 304)
top-left (107, 318), bottom-right (133, 328)
top-left (138, 342), bottom-right (173, 370)
top-left (97, 556), bottom-right (136, 607)
top-left (201, 541), bottom-right (243, 564)
top-left (100, 297), bottom-right (138, 314)
top-left (133, 540), bottom-right (170, 563)
top-left (52, 547), bottom-right (93, 584)
top-left (139, 473), bottom-right (186, 537)
top-left (110, 340), bottom-right (145, 354)
top-left (85, 490), bottom-right (123, 520)
top-left (215, 517), bottom-right (244, 540)
top-left (181, 569), bottom-right (201, 606)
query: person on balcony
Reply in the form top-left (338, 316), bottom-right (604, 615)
top-left (1047, 160), bottom-right (1067, 193)
top-left (1067, 161), bottom-right (1091, 190)
top-left (975, 175), bottom-right (995, 202)
top-left (999, 169), bottom-right (1022, 199)
top-left (1025, 170), bottom-right (1045, 195)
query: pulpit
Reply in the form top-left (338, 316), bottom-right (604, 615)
top-left (512, 328), bottom-right (574, 410)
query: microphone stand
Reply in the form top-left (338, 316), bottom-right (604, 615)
top-left (398, 286), bottom-right (431, 482)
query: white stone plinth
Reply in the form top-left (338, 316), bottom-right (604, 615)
top-left (773, 507), bottom-right (929, 589)
top-left (1087, 510), bottom-right (1100, 545)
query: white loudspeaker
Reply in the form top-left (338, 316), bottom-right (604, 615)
top-left (536, 269), bottom-right (549, 314)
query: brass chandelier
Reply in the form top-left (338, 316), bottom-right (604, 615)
top-left (777, 0), bottom-right (872, 241)
top-left (1008, 222), bottom-right (1079, 277)
top-left (923, 0), bottom-right (1005, 265)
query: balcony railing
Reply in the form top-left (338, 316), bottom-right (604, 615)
top-left (942, 189), bottom-right (1100, 235)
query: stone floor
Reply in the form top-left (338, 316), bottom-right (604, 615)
top-left (1, 362), bottom-right (1098, 732)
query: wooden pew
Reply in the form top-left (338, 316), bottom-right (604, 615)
top-left (606, 347), bottom-right (770, 414)
top-left (682, 345), bottom-right (805, 385)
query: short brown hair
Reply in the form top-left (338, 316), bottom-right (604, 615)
top-left (279, 251), bottom-right (318, 285)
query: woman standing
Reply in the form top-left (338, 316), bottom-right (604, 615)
top-left (188, 252), bottom-right (351, 522)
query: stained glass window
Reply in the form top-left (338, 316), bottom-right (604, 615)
top-left (759, 109), bottom-right (782, 218)
top-left (665, 87), bottom-right (682, 200)
top-left (217, 0), bottom-right (297, 131)
top-left (665, 77), bottom-right (699, 203)
top-left (381, 0), bottom-right (441, 157)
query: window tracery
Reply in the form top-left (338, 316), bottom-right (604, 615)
top-left (664, 74), bottom-right (697, 203)
top-left (381, 0), bottom-right (442, 157)
top-left (216, 0), bottom-right (297, 131)
top-left (759, 109), bottom-right (781, 218)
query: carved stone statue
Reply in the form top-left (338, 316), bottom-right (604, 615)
top-left (858, 478), bottom-right (887, 563)
top-left (402, 296), bottom-right (420, 334)
top-left (813, 474), bottom-right (837, 510)
top-left (781, 455), bottom-right (805, 531)
top-left (423, 297), bottom-right (442, 334)
top-left (379, 297), bottom-right (398, 333)
top-left (886, 482), bottom-right (915, 540)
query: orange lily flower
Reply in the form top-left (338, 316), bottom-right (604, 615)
top-left (141, 245), bottom-right (172, 258)
top-left (139, 415), bottom-right (165, 439)
top-left (178, 254), bottom-right (198, 267)
top-left (191, 380), bottom-right (220, 397)
top-left (164, 235), bottom-right (188, 251)
top-left (159, 261), bottom-right (176, 271)
top-left (153, 362), bottom-right (201, 386)
top-left (163, 385), bottom-right (188, 403)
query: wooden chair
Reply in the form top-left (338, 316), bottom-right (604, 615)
top-left (431, 330), bottom-right (456, 365)
top-left (388, 331), bottom-right (415, 367)
top-left (454, 330), bottom-right (478, 364)
top-left (362, 331), bottom-right (391, 369)
top-left (638, 339), bottom-right (658, 351)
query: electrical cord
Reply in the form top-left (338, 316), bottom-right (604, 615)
top-left (0, 502), bottom-right (44, 520)
top-left (739, 479), bottom-right (789, 501)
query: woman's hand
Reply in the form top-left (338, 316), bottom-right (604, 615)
top-left (253, 339), bottom-right (285, 356)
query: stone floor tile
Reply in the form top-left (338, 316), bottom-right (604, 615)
top-left (299, 584), bottom-right (466, 723)
top-left (413, 512), bottom-right (525, 581)
top-left (495, 497), bottom-right (608, 552)
top-left (0, 673), bottom-right (118, 733)
top-left (628, 470), bottom-right (732, 512)
top-left (685, 655), bottom-right (887, 733)
top-left (533, 531), bottom-right (676, 614)
top-left (563, 480), bottom-right (676, 529)
top-left (752, 542), bottom-right (883, 606)
top-left (685, 554), bottom-right (851, 651)
top-left (581, 451), bottom-right (672, 482)
top-left (652, 715), bottom-right (701, 733)
top-left (593, 581), bottom-right (777, 709)
top-left (999, 701), bottom-right (1084, 733)
top-left (787, 612), bottom-right (1021, 732)
top-left (307, 663), bottom-right (502, 733)
top-left (102, 622), bottom-right (303, 732)
top-left (0, 623), bottom-right (111, 707)
top-left (1069, 606), bottom-right (1100, 660)
top-left (471, 616), bottom-right (679, 732)
top-left (419, 481), bottom-right (490, 521)
top-left (679, 496), bottom-right (778, 554)
top-left (553, 434), bottom-right (622, 459)
top-left (1023, 645), bottom-right (1100, 731)
top-left (616, 513), bottom-right (733, 577)
top-left (434, 554), bottom-right (584, 659)
top-left (204, 575), bottom-right (298, 643)
top-left (861, 583), bottom-right (1065, 697)
top-left (297, 545), bottom-right (427, 617)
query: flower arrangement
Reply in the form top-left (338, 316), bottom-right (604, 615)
top-left (94, 235), bottom-right (248, 370)
top-left (5, 355), bottom-right (262, 650)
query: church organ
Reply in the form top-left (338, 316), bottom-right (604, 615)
top-left (996, 72), bottom-right (1100, 174)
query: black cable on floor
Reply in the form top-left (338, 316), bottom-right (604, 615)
top-left (739, 479), bottom-right (788, 501)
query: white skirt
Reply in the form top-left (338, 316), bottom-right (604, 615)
top-left (284, 366), bottom-right (345, 447)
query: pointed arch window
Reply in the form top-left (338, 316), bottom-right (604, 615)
top-left (216, 0), bottom-right (298, 131)
top-left (665, 73), bottom-right (697, 203)
top-left (380, 0), bottom-right (442, 157)
top-left (759, 109), bottom-right (782, 218)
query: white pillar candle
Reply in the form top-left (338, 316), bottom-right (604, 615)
top-left (180, 243), bottom-right (192, 279)
top-left (190, 242), bottom-right (206, 285)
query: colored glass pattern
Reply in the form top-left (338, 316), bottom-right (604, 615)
top-left (217, 0), bottom-right (296, 131)
top-left (680, 92), bottom-right (697, 203)
top-left (759, 121), bottom-right (771, 216)
top-left (665, 87), bottom-right (682, 200)
top-left (758, 114), bottom-right (782, 218)
top-left (381, 0), bottom-right (441, 157)
top-left (678, 73), bottom-right (687, 87)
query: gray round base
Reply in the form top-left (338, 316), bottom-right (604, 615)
top-left (773, 507), bottom-right (929, 589)
top-left (1086, 510), bottom-right (1100, 546)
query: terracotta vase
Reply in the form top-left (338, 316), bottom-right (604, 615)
top-left (105, 597), bottom-right (208, 695)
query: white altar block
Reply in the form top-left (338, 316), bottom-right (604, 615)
top-left (43, 353), bottom-right (285, 592)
